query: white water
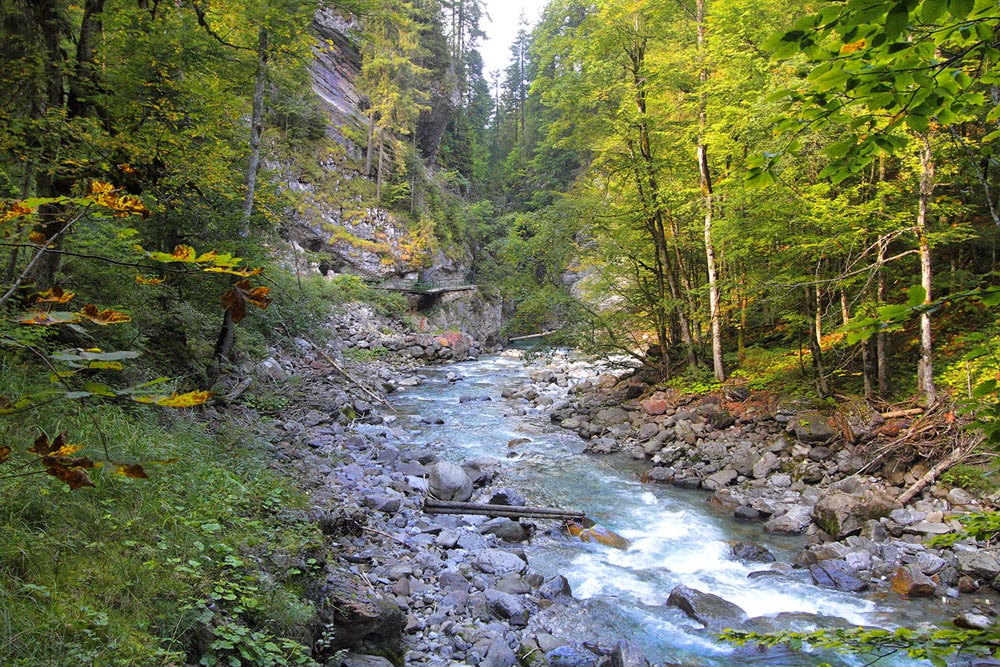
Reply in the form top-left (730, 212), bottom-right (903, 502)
top-left (389, 355), bottom-right (935, 666)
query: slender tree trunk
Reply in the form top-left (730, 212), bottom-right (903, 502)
top-left (876, 156), bottom-right (891, 397)
top-left (240, 26), bottom-right (268, 238)
top-left (365, 112), bottom-right (377, 177)
top-left (806, 286), bottom-right (829, 397)
top-left (917, 133), bottom-right (937, 405)
top-left (814, 289), bottom-right (823, 345)
top-left (376, 129), bottom-right (385, 202)
top-left (840, 289), bottom-right (849, 326)
top-left (696, 0), bottom-right (724, 381)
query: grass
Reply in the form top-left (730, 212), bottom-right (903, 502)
top-left (0, 376), bottom-right (325, 667)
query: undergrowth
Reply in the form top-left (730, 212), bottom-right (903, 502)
top-left (0, 379), bottom-right (325, 667)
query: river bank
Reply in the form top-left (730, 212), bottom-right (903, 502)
top-left (233, 305), bottom-right (1000, 667)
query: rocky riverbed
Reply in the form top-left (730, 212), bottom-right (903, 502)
top-left (222, 305), bottom-right (1000, 667)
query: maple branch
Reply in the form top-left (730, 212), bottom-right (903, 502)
top-left (0, 209), bottom-right (87, 310)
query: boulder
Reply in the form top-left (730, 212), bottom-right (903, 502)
top-left (731, 541), bottom-right (776, 564)
top-left (809, 560), bottom-right (868, 592)
top-left (791, 410), bottom-right (838, 443)
top-left (812, 487), bottom-right (896, 539)
top-left (955, 548), bottom-right (1000, 581)
top-left (490, 488), bottom-right (527, 506)
top-left (428, 461), bottom-right (473, 502)
top-left (641, 398), bottom-right (669, 416)
top-left (703, 469), bottom-right (737, 491)
top-left (595, 407), bottom-right (630, 425)
top-left (764, 505), bottom-right (813, 534)
top-left (674, 420), bottom-right (698, 444)
top-left (711, 409), bottom-right (737, 430)
top-left (610, 639), bottom-right (650, 667)
top-left (476, 549), bottom-right (528, 576)
top-left (891, 564), bottom-right (936, 597)
top-left (546, 646), bottom-right (598, 667)
top-left (666, 585), bottom-right (749, 630)
top-left (482, 636), bottom-right (518, 667)
top-left (841, 398), bottom-right (884, 443)
top-left (484, 589), bottom-right (529, 626)
top-left (480, 518), bottom-right (530, 542)
top-left (637, 422), bottom-right (660, 441)
top-left (734, 506), bottom-right (762, 522)
top-left (752, 452), bottom-right (780, 479)
top-left (538, 574), bottom-right (573, 600)
top-left (319, 574), bottom-right (403, 655)
top-left (340, 655), bottom-right (395, 667)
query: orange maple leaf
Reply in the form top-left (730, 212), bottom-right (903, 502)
top-left (18, 310), bottom-right (82, 326)
top-left (111, 462), bottom-right (148, 479)
top-left (78, 304), bottom-right (132, 325)
top-left (0, 445), bottom-right (11, 465)
top-left (31, 286), bottom-right (76, 304)
top-left (221, 280), bottom-right (271, 324)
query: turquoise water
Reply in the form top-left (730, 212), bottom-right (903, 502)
top-left (389, 355), bottom-right (944, 666)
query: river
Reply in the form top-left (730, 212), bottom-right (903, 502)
top-left (386, 353), bottom-right (947, 666)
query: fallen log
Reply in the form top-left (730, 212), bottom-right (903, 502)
top-left (423, 498), bottom-right (586, 522)
top-left (880, 407), bottom-right (925, 419)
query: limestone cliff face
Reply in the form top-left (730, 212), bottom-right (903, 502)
top-left (275, 10), bottom-right (502, 342)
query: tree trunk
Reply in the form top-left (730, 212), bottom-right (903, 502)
top-left (696, 0), bottom-right (724, 382)
top-left (365, 111), bottom-right (377, 177)
top-left (917, 133), bottom-right (937, 405)
top-left (239, 26), bottom-right (268, 238)
top-left (806, 286), bottom-right (829, 397)
top-left (376, 128), bottom-right (385, 202)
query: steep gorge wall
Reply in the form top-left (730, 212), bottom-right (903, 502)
top-left (276, 10), bottom-right (503, 343)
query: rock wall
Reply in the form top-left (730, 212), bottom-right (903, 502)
top-left (410, 290), bottom-right (504, 346)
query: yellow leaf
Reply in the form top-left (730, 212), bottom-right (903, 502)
top-left (111, 462), bottom-right (148, 479)
top-left (203, 266), bottom-right (263, 277)
top-left (52, 443), bottom-right (85, 457)
top-left (840, 38), bottom-right (866, 54)
top-left (0, 445), bottom-right (11, 464)
top-left (1, 200), bottom-right (35, 223)
top-left (28, 231), bottom-right (46, 244)
top-left (88, 361), bottom-right (123, 370)
top-left (132, 390), bottom-right (213, 408)
top-left (135, 275), bottom-right (165, 285)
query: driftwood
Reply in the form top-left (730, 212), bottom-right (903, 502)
top-left (881, 407), bottom-right (925, 419)
top-left (275, 320), bottom-right (393, 410)
top-left (508, 330), bottom-right (557, 342)
top-left (423, 498), bottom-right (586, 522)
top-left (897, 434), bottom-right (983, 504)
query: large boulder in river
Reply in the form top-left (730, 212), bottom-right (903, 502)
top-left (428, 461), bottom-right (473, 502)
top-left (667, 585), bottom-right (749, 631)
top-left (812, 487), bottom-right (896, 539)
top-left (809, 559), bottom-right (867, 592)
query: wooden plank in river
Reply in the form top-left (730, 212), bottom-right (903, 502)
top-left (423, 498), bottom-right (586, 522)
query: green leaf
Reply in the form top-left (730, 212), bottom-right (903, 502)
top-left (973, 379), bottom-right (997, 398)
top-left (980, 288), bottom-right (1000, 306)
top-left (907, 284), bottom-right (927, 306)
top-left (948, 0), bottom-right (974, 19)
top-left (920, 0), bottom-right (949, 22)
top-left (885, 2), bottom-right (910, 40)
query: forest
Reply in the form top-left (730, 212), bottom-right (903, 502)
top-left (2, 0), bottom-right (1000, 664)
